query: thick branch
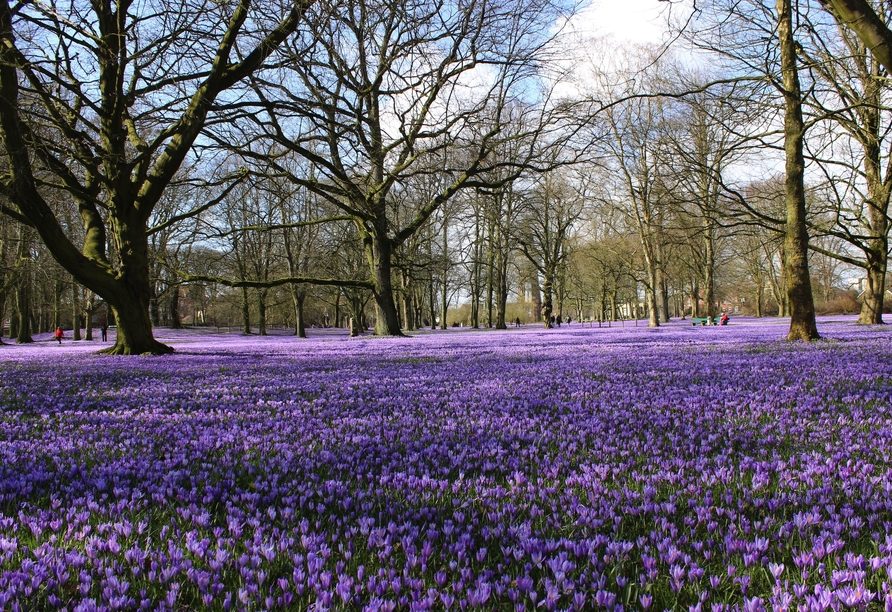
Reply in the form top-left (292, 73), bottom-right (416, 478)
top-left (819, 0), bottom-right (892, 75)
top-left (175, 271), bottom-right (374, 290)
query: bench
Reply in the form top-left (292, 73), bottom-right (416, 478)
top-left (691, 317), bottom-right (715, 326)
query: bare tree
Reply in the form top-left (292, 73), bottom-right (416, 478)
top-left (232, 0), bottom-right (571, 335)
top-left (797, 2), bottom-right (890, 324)
top-left (516, 170), bottom-right (582, 328)
top-left (0, 0), bottom-right (314, 353)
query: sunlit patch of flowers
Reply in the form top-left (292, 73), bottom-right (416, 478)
top-left (0, 318), bottom-right (891, 611)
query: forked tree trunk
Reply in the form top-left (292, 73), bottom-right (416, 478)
top-left (94, 219), bottom-right (172, 355)
top-left (778, 0), bottom-right (819, 341)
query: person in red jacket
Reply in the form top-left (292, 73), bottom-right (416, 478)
top-left (54, 327), bottom-right (64, 345)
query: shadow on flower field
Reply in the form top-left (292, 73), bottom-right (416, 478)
top-left (0, 316), bottom-right (891, 611)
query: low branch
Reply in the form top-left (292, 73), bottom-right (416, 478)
top-left (148, 173), bottom-right (248, 236)
top-left (206, 215), bottom-right (354, 239)
top-left (174, 271), bottom-right (374, 290)
top-left (0, 203), bottom-right (34, 227)
top-left (807, 242), bottom-right (866, 269)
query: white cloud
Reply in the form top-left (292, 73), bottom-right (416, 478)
top-left (571, 0), bottom-right (672, 44)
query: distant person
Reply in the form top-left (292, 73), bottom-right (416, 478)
top-left (566, 316), bottom-right (571, 325)
top-left (556, 315), bottom-right (562, 327)
top-left (54, 327), bottom-right (64, 345)
top-left (101, 325), bottom-right (108, 342)
top-left (515, 317), bottom-right (521, 327)
top-left (720, 312), bottom-right (729, 326)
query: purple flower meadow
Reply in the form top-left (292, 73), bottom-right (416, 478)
top-left (0, 317), bottom-right (890, 611)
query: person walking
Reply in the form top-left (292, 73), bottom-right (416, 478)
top-left (54, 327), bottom-right (64, 345)
top-left (101, 325), bottom-right (108, 342)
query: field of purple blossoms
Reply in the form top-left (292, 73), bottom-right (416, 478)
top-left (0, 317), bottom-right (891, 612)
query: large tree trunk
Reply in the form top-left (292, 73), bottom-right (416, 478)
top-left (85, 299), bottom-right (94, 341)
top-left (541, 274), bottom-right (554, 328)
top-left (440, 219), bottom-right (449, 330)
top-left (658, 271), bottom-right (670, 323)
top-left (367, 233), bottom-right (403, 336)
top-left (494, 252), bottom-right (509, 330)
top-left (169, 284), bottom-right (182, 329)
top-left (400, 272), bottom-right (416, 331)
top-left (241, 287), bottom-right (251, 334)
top-left (15, 281), bottom-right (31, 344)
top-left (755, 281), bottom-right (764, 318)
top-left (704, 231), bottom-right (717, 318)
top-left (347, 294), bottom-right (364, 336)
top-left (486, 242), bottom-right (494, 328)
top-left (53, 280), bottom-right (62, 329)
top-left (257, 289), bottom-right (268, 336)
top-left (530, 277), bottom-right (542, 324)
top-left (778, 0), bottom-right (820, 341)
top-left (295, 290), bottom-right (307, 338)
top-left (644, 267), bottom-right (660, 327)
top-left (859, 253), bottom-right (887, 323)
top-left (99, 226), bottom-right (172, 354)
top-left (14, 229), bottom-right (31, 344)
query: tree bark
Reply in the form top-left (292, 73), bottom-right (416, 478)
top-left (644, 263), bottom-right (660, 327)
top-left (778, 0), bottom-right (820, 341)
top-left (859, 254), bottom-right (887, 323)
top-left (14, 228), bottom-right (31, 343)
top-left (820, 0), bottom-right (892, 74)
top-left (241, 287), bottom-right (251, 334)
top-left (71, 281), bottom-right (81, 340)
top-left (169, 285), bottom-right (182, 329)
top-left (486, 241), bottom-right (495, 328)
top-left (257, 289), bottom-right (268, 336)
top-left (400, 272), bottom-right (416, 331)
top-left (295, 290), bottom-right (307, 338)
top-left (541, 274), bottom-right (554, 328)
top-left (53, 280), bottom-right (62, 330)
top-left (704, 228), bottom-right (717, 318)
top-left (494, 253), bottom-right (509, 330)
top-left (658, 271), bottom-right (670, 323)
top-left (14, 281), bottom-right (31, 343)
top-left (366, 232), bottom-right (403, 336)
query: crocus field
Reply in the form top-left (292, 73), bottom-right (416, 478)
top-left (1, 317), bottom-right (891, 612)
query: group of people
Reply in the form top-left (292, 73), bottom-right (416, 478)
top-left (548, 314), bottom-right (571, 327)
top-left (53, 325), bottom-right (109, 344)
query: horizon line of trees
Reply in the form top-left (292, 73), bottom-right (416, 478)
top-left (1, 0), bottom-right (891, 353)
